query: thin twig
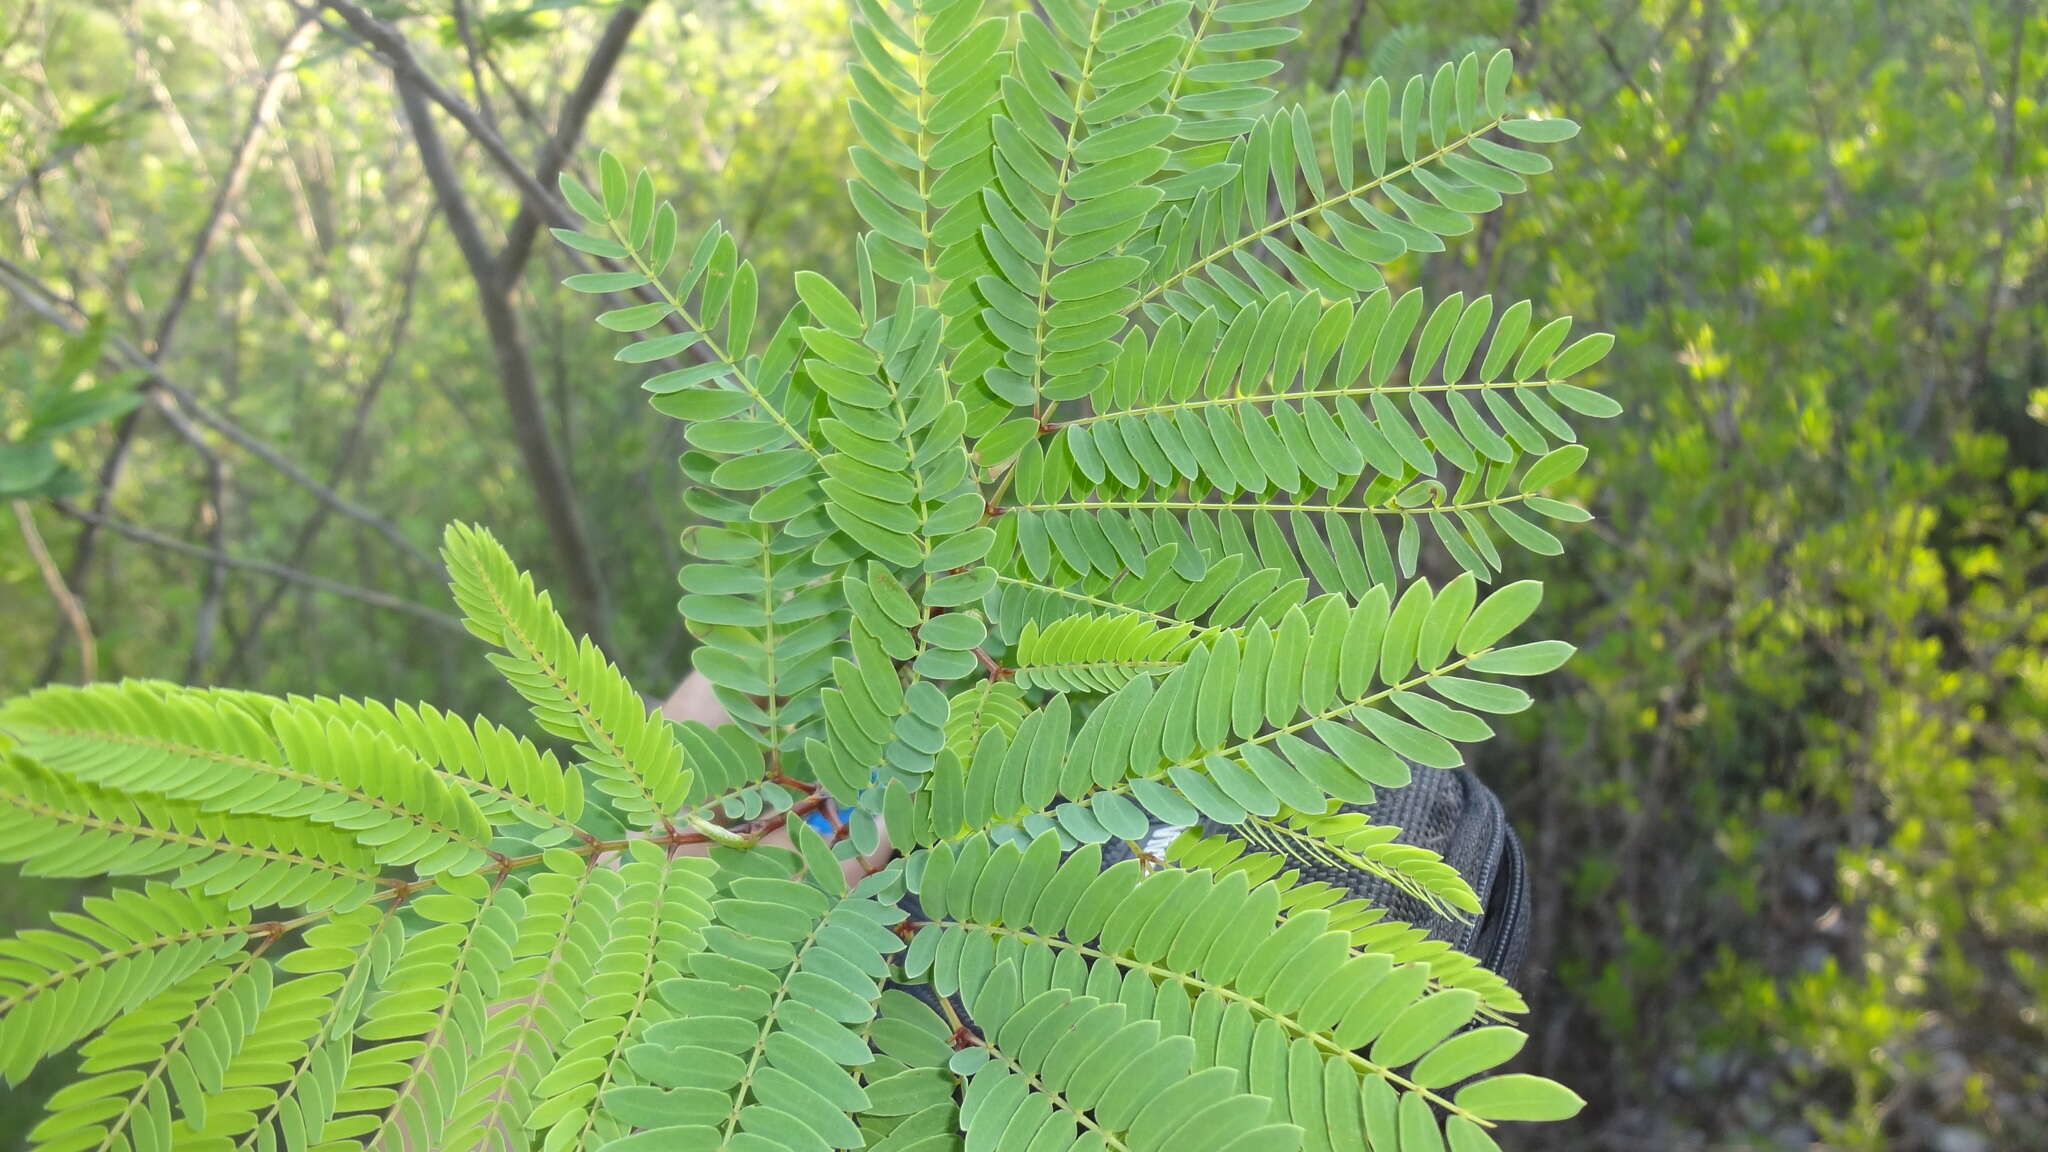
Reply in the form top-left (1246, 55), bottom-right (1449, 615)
top-left (49, 500), bottom-right (465, 633)
top-left (148, 17), bottom-right (318, 362)
top-left (310, 0), bottom-right (715, 353)
top-left (449, 0), bottom-right (499, 138)
top-left (312, 0), bottom-right (572, 231)
top-left (37, 18), bottom-right (320, 681)
top-left (496, 2), bottom-right (644, 284)
top-left (973, 648), bottom-right (1010, 680)
top-left (224, 208), bottom-right (439, 679)
top-left (0, 257), bottom-right (436, 572)
top-left (1325, 0), bottom-right (1370, 87)
top-left (13, 500), bottom-right (97, 681)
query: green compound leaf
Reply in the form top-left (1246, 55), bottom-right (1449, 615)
top-left (0, 10), bottom-right (1602, 1152)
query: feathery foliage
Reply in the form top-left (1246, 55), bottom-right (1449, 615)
top-left (0, 2), bottom-right (1609, 1148)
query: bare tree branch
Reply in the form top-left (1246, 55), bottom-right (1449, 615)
top-left (42, 16), bottom-right (318, 684)
top-left (311, 1), bottom-right (705, 345)
top-left (49, 501), bottom-right (466, 633)
top-left (151, 18), bottom-right (318, 362)
top-left (392, 61), bottom-right (615, 649)
top-left (0, 256), bottom-right (437, 572)
top-left (312, 0), bottom-right (574, 232)
top-left (497, 2), bottom-right (644, 282)
top-left (309, 0), bottom-right (668, 655)
top-left (1325, 0), bottom-right (1370, 87)
top-left (225, 209), bottom-right (438, 680)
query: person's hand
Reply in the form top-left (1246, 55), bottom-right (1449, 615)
top-left (661, 670), bottom-right (893, 886)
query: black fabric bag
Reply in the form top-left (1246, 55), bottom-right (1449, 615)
top-left (1312, 768), bottom-right (1531, 985)
top-left (904, 769), bottom-right (1534, 1028)
top-left (1100, 767), bottom-right (1532, 983)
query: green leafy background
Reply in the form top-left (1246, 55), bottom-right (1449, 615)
top-left (1, 1), bottom-right (2042, 1149)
